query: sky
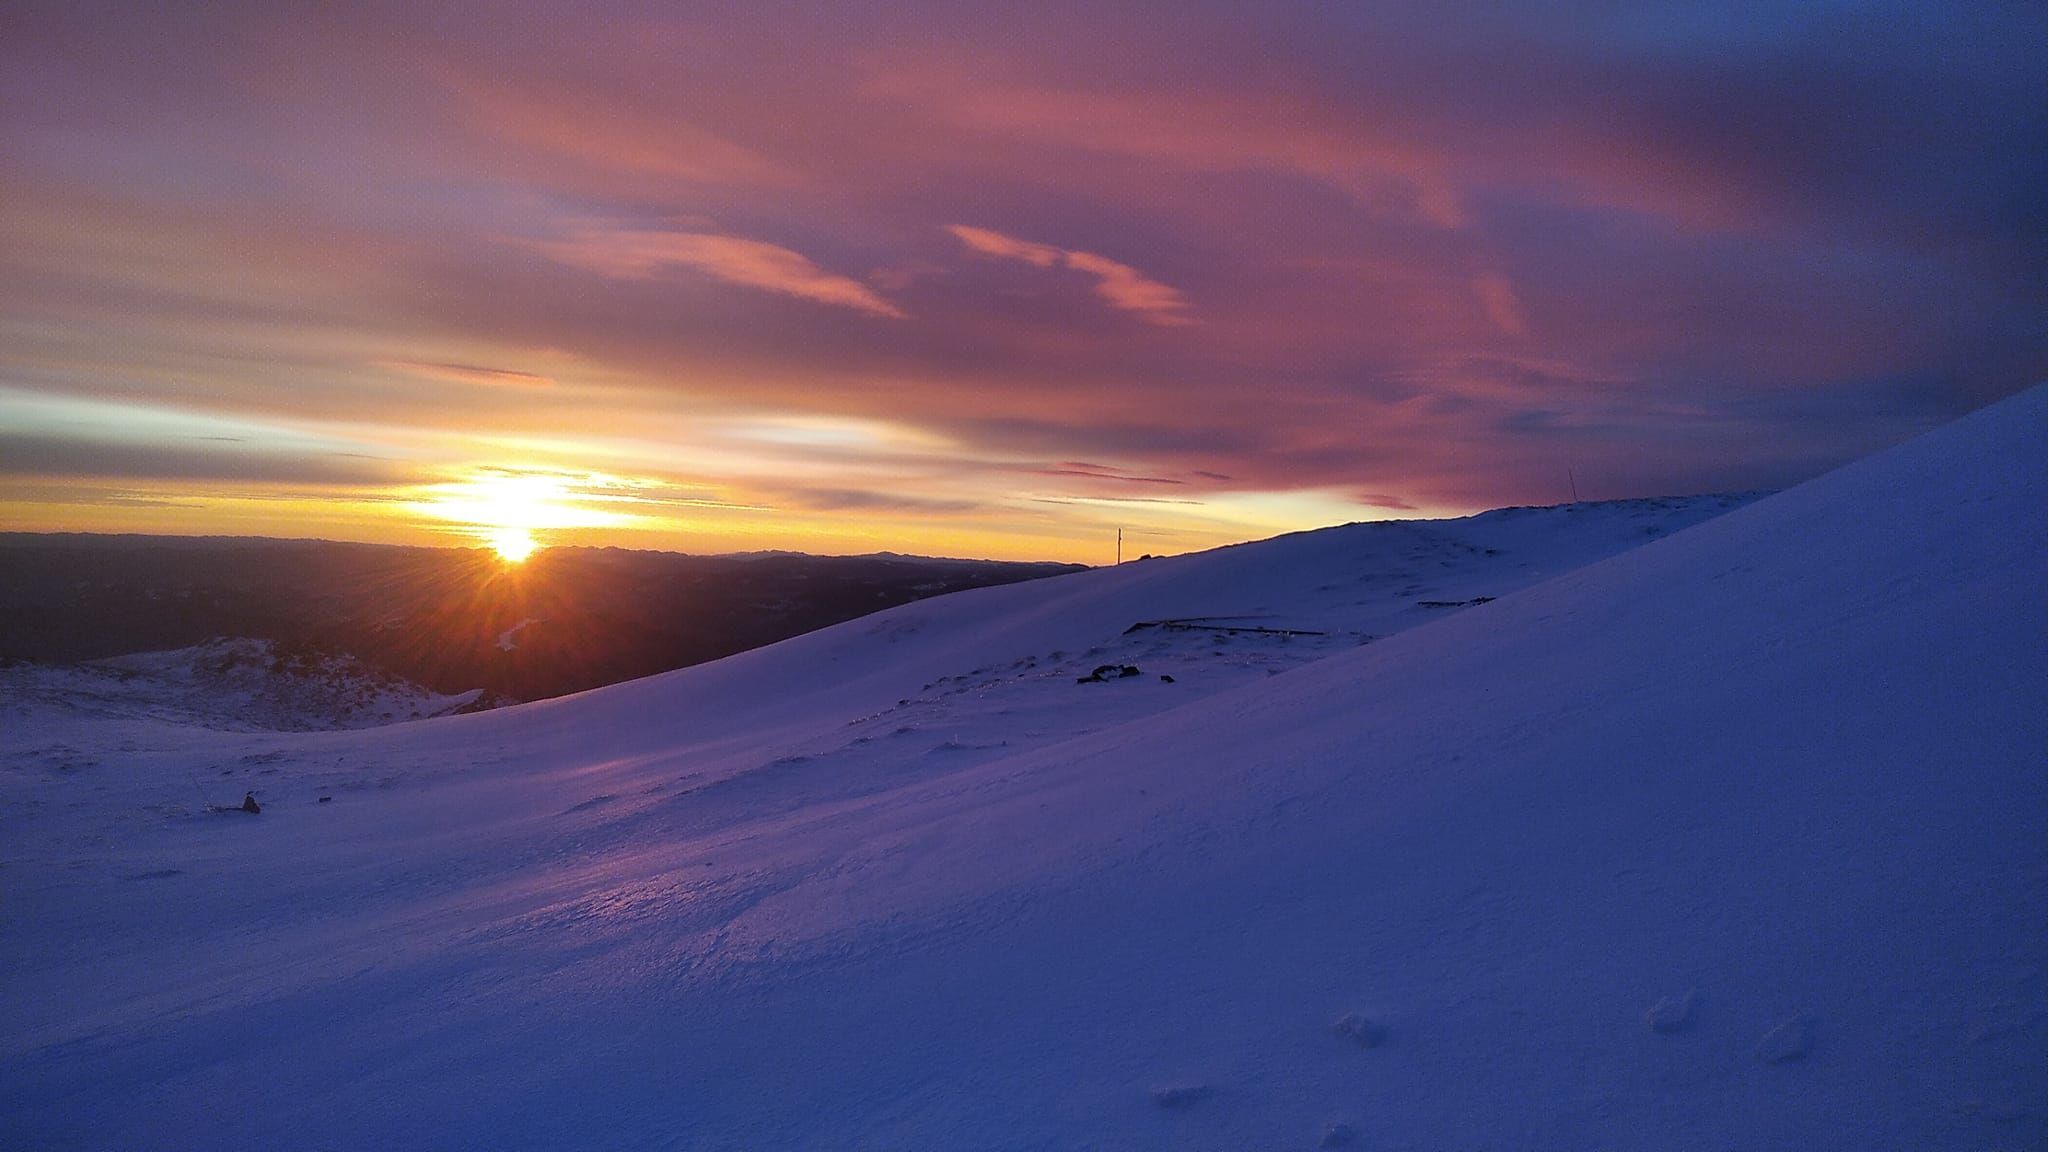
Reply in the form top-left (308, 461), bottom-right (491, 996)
top-left (2, 0), bottom-right (2044, 563)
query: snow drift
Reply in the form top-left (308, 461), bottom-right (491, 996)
top-left (1, 388), bottom-right (2042, 1150)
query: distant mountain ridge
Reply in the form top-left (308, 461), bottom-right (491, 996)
top-left (0, 540), bottom-right (1083, 702)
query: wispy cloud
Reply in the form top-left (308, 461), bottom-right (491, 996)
top-left (0, 433), bottom-right (412, 487)
top-left (435, 62), bottom-right (794, 190)
top-left (377, 360), bottom-right (557, 389)
top-left (947, 225), bottom-right (1193, 326)
top-left (1351, 491), bottom-right (1419, 511)
top-left (948, 226), bottom-right (1064, 268)
top-left (873, 59), bottom-right (1467, 227)
top-left (1471, 274), bottom-right (1528, 337)
top-left (1030, 461), bottom-right (1187, 485)
top-left (541, 228), bottom-right (907, 318)
top-left (774, 486), bottom-right (983, 515)
top-left (0, 485), bottom-right (209, 510)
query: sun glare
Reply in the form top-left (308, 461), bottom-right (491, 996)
top-left (489, 526), bottom-right (538, 563)
top-left (409, 469), bottom-right (640, 563)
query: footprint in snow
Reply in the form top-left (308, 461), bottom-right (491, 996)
top-left (1754, 1015), bottom-right (1814, 1063)
top-left (1645, 990), bottom-right (1698, 1033)
top-left (1968, 1004), bottom-right (2048, 1045)
top-left (1149, 1083), bottom-right (1210, 1109)
top-left (1332, 1011), bottom-right (1386, 1048)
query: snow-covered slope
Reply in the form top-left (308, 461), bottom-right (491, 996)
top-left (376, 490), bottom-right (1761, 769)
top-left (2, 384), bottom-right (2043, 1150)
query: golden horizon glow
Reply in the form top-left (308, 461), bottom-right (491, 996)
top-left (405, 468), bottom-right (635, 540)
top-left (0, 447), bottom-right (1447, 565)
top-left (406, 469), bottom-right (636, 562)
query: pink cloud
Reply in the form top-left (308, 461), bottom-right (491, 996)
top-left (874, 59), bottom-right (1467, 228)
top-left (2, 3), bottom-right (2034, 560)
top-left (946, 225), bottom-right (1192, 325)
top-left (540, 228), bottom-right (907, 318)
top-left (434, 61), bottom-right (795, 190)
top-left (1471, 273), bottom-right (1529, 337)
top-left (948, 225), bottom-right (1063, 268)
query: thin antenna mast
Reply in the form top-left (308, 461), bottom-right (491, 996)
top-left (1116, 527), bottom-right (1123, 566)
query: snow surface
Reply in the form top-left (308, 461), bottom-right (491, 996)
top-left (1, 388), bottom-right (2043, 1150)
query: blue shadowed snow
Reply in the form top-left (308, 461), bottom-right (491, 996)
top-left (2, 387), bottom-right (2044, 1149)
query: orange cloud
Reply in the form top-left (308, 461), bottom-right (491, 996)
top-left (948, 225), bottom-right (1063, 268)
top-left (541, 228), bottom-right (907, 318)
top-left (947, 225), bottom-right (1192, 325)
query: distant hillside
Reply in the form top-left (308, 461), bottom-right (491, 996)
top-left (0, 539), bottom-right (1083, 701)
top-left (0, 637), bottom-right (500, 732)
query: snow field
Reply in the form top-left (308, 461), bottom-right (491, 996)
top-left (2, 390), bottom-right (2043, 1148)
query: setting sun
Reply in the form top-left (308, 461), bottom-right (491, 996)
top-left (488, 526), bottom-right (537, 563)
top-left (407, 469), bottom-right (640, 559)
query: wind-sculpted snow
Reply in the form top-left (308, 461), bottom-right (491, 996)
top-left (1, 388), bottom-right (2043, 1149)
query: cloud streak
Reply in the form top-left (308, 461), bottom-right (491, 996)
top-left (0, 433), bottom-right (413, 487)
top-left (378, 361), bottom-right (557, 389)
top-left (540, 228), bottom-right (907, 318)
top-left (947, 225), bottom-right (1193, 325)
